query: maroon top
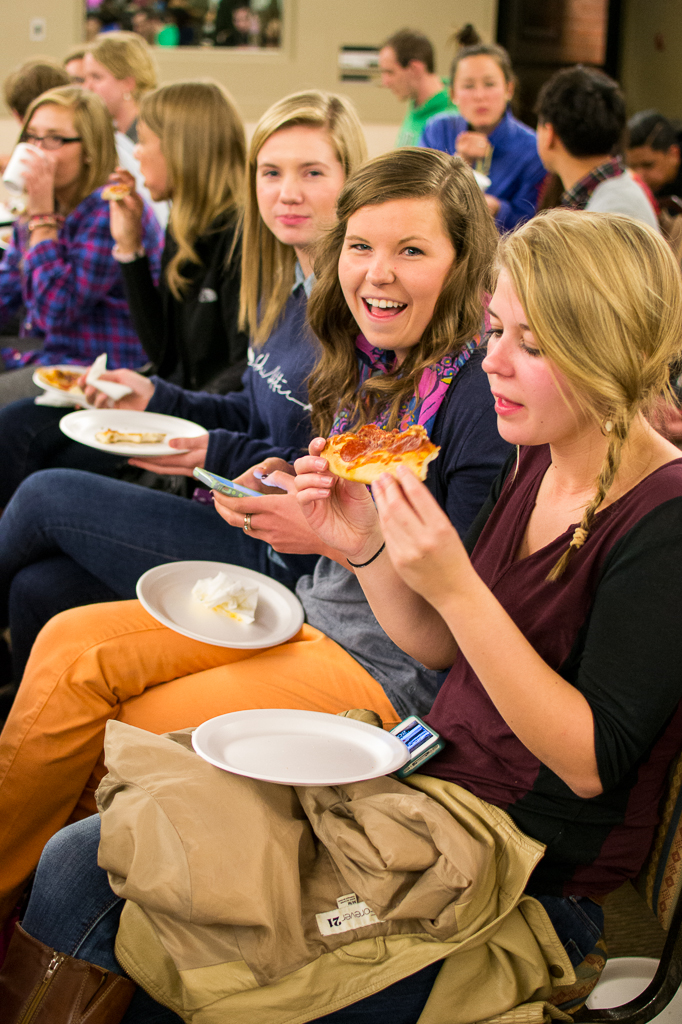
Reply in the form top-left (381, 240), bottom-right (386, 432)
top-left (424, 445), bottom-right (682, 898)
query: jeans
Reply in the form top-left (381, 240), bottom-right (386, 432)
top-left (0, 469), bottom-right (318, 678)
top-left (22, 817), bottom-right (442, 1024)
top-left (0, 399), bottom-right (128, 508)
top-left (23, 816), bottom-right (605, 1024)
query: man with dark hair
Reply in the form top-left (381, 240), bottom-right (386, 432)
top-left (535, 65), bottom-right (658, 228)
top-left (379, 28), bottom-right (456, 147)
top-left (626, 110), bottom-right (682, 203)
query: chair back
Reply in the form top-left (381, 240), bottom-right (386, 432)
top-left (635, 748), bottom-right (682, 931)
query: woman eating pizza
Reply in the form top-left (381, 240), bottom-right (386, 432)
top-left (0, 148), bottom-right (508, 943)
top-left (3, 210), bottom-right (682, 1023)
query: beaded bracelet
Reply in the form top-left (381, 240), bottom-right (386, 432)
top-left (112, 243), bottom-right (146, 263)
top-left (28, 213), bottom-right (64, 232)
top-left (347, 542), bottom-right (386, 569)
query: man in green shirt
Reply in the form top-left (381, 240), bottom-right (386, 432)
top-left (378, 28), bottom-right (457, 147)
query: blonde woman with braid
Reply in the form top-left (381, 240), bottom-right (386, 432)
top-left (8, 209), bottom-right (682, 1024)
top-left (294, 208), bottom-right (682, 973)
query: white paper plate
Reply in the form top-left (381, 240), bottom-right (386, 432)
top-left (192, 708), bottom-right (409, 785)
top-left (586, 956), bottom-right (682, 1021)
top-left (137, 560), bottom-right (304, 649)
top-left (33, 364), bottom-right (91, 407)
top-left (59, 408), bottom-right (207, 455)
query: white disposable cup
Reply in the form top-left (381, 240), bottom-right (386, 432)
top-left (2, 142), bottom-right (41, 197)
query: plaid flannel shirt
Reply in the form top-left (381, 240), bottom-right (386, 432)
top-left (559, 156), bottom-right (625, 211)
top-left (0, 186), bottom-right (164, 369)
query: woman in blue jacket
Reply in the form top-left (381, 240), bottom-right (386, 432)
top-left (421, 43), bottom-right (546, 232)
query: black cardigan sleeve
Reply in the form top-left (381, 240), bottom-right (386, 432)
top-left (119, 237), bottom-right (169, 367)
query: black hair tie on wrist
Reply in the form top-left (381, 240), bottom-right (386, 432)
top-left (347, 542), bottom-right (386, 569)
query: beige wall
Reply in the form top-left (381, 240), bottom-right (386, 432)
top-left (620, 0), bottom-right (682, 117)
top-left (1, 0), bottom-right (496, 124)
top-left (0, 0), bottom-right (81, 117)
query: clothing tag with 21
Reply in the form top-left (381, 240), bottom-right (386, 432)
top-left (316, 892), bottom-right (384, 937)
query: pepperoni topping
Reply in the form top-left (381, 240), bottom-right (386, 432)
top-left (338, 424), bottom-right (427, 463)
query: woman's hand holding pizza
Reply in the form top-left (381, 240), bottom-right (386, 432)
top-left (372, 466), bottom-right (473, 611)
top-left (107, 168), bottom-right (144, 254)
top-left (294, 438), bottom-right (384, 564)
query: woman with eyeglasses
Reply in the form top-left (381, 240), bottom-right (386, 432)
top-left (0, 85), bottom-right (164, 407)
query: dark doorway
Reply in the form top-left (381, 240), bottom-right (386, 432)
top-left (497, 0), bottom-right (623, 127)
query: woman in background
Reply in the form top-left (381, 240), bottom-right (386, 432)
top-left (0, 90), bottom-right (364, 682)
top-left (0, 80), bottom-right (248, 507)
top-left (83, 30), bottom-right (168, 226)
top-left (0, 86), bottom-right (163, 405)
top-left (421, 42), bottom-right (546, 231)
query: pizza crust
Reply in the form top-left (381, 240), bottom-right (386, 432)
top-left (322, 424), bottom-right (440, 484)
top-left (95, 429), bottom-right (167, 445)
top-left (101, 183), bottom-right (132, 201)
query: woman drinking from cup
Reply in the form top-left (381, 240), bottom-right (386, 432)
top-left (0, 86), bottom-right (163, 406)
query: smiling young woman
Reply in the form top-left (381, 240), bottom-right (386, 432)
top-left (0, 151), bottom-right (511, 1004)
top-left (337, 196), bottom-right (456, 365)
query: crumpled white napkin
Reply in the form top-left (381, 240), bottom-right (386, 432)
top-left (85, 353), bottom-right (133, 402)
top-left (191, 572), bottom-right (259, 624)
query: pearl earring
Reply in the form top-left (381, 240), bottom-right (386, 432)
top-left (123, 91), bottom-right (132, 101)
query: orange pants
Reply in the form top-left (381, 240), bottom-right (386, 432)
top-left (0, 600), bottom-right (399, 923)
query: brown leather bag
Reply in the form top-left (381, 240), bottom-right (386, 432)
top-left (0, 923), bottom-right (136, 1023)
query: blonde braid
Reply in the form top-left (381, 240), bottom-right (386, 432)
top-left (546, 417), bottom-right (631, 581)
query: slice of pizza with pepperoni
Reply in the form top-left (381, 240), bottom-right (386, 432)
top-left (322, 424), bottom-right (440, 484)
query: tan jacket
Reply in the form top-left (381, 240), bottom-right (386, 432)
top-left (97, 721), bottom-right (577, 1024)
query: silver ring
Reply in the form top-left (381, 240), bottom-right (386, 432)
top-left (243, 513), bottom-right (252, 533)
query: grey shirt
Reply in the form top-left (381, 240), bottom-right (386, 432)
top-left (295, 350), bottom-right (512, 720)
top-left (586, 173), bottom-right (660, 230)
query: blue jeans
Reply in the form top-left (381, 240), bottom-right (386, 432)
top-left (22, 816), bottom-right (604, 1024)
top-left (22, 818), bottom-right (442, 1024)
top-left (0, 469), bottom-right (318, 678)
top-left (0, 400), bottom-right (128, 508)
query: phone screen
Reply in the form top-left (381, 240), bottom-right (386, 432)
top-left (193, 467), bottom-right (262, 498)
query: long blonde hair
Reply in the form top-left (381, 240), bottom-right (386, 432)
top-left (22, 87), bottom-right (116, 212)
top-left (140, 81), bottom-right (246, 300)
top-left (498, 208), bottom-right (682, 579)
top-left (307, 149), bottom-right (497, 437)
top-left (87, 31), bottom-right (157, 100)
top-left (240, 90), bottom-right (366, 345)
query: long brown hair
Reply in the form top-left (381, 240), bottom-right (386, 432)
top-left (498, 208), bottom-right (682, 579)
top-left (307, 148), bottom-right (497, 437)
top-left (239, 90), bottom-right (366, 345)
top-left (140, 81), bottom-right (246, 300)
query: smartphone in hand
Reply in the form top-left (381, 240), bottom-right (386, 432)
top-left (193, 467), bottom-right (263, 498)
